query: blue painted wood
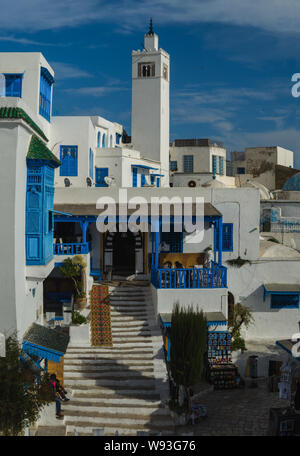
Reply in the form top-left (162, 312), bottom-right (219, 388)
top-left (89, 148), bottom-right (94, 179)
top-left (95, 167), bottom-right (109, 187)
top-left (60, 146), bottom-right (78, 176)
top-left (4, 73), bottom-right (23, 97)
top-left (141, 174), bottom-right (146, 187)
top-left (53, 242), bottom-right (91, 255)
top-left (132, 167), bottom-right (138, 187)
top-left (151, 266), bottom-right (227, 289)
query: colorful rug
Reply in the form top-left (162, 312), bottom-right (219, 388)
top-left (90, 284), bottom-right (112, 346)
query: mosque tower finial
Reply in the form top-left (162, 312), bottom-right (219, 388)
top-left (148, 18), bottom-right (154, 35)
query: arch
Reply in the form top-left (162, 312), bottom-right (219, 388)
top-left (102, 133), bottom-right (106, 148)
top-left (97, 131), bottom-right (101, 148)
top-left (228, 292), bottom-right (235, 326)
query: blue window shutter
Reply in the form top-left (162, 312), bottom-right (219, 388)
top-left (212, 155), bottom-right (217, 175)
top-left (157, 177), bottom-right (160, 188)
top-left (5, 74), bottom-right (23, 97)
top-left (150, 175), bottom-right (155, 185)
top-left (271, 294), bottom-right (299, 309)
top-left (60, 146), bottom-right (78, 176)
top-left (132, 168), bottom-right (137, 187)
top-left (39, 68), bottom-right (53, 122)
top-left (95, 168), bottom-right (109, 187)
top-left (183, 155), bottom-right (194, 173)
top-left (89, 148), bottom-right (94, 179)
top-left (97, 132), bottom-right (101, 148)
top-left (219, 157), bottom-right (224, 175)
top-left (141, 174), bottom-right (146, 187)
top-left (102, 134), bottom-right (106, 148)
top-left (222, 224), bottom-right (233, 251)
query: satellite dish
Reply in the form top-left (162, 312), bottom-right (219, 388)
top-left (104, 176), bottom-right (116, 187)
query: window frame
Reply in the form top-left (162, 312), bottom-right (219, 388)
top-left (270, 294), bottom-right (300, 309)
top-left (183, 155), bottom-right (194, 173)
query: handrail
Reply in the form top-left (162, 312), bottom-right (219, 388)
top-left (151, 265), bottom-right (227, 289)
top-left (53, 241), bottom-right (91, 255)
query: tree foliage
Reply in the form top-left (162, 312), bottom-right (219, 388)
top-left (229, 302), bottom-right (254, 352)
top-left (0, 335), bottom-right (52, 436)
top-left (169, 304), bottom-right (207, 410)
top-left (58, 255), bottom-right (86, 299)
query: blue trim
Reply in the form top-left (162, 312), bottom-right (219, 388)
top-left (60, 145), bottom-right (78, 176)
top-left (97, 131), bottom-right (101, 148)
top-left (89, 148), bottom-right (94, 179)
top-left (131, 164), bottom-right (158, 170)
top-left (22, 341), bottom-right (63, 363)
top-left (207, 320), bottom-right (227, 326)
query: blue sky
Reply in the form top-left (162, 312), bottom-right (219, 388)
top-left (1, 0), bottom-right (300, 166)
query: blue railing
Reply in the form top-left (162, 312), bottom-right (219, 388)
top-left (53, 242), bottom-right (91, 255)
top-left (151, 264), bottom-right (227, 289)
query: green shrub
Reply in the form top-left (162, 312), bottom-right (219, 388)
top-left (71, 311), bottom-right (87, 325)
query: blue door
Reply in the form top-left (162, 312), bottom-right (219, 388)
top-left (60, 146), bottom-right (78, 176)
top-left (95, 168), bottom-right (109, 187)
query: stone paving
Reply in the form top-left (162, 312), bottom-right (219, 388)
top-left (177, 378), bottom-right (290, 436)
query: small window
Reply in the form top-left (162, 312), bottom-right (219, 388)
top-left (212, 155), bottom-right (217, 174)
top-left (217, 223), bottom-right (233, 252)
top-left (102, 133), bottom-right (106, 148)
top-left (97, 132), bottom-right (101, 148)
top-left (183, 155), bottom-right (194, 173)
top-left (271, 294), bottom-right (299, 309)
top-left (138, 62), bottom-right (155, 78)
top-left (170, 161), bottom-right (177, 171)
top-left (163, 64), bottom-right (168, 81)
top-left (237, 167), bottom-right (245, 175)
top-left (2, 74), bottom-right (23, 97)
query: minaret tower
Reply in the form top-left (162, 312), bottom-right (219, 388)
top-left (131, 19), bottom-right (170, 185)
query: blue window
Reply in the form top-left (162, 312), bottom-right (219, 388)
top-left (95, 168), bottom-right (108, 187)
top-left (150, 175), bottom-right (155, 185)
top-left (161, 230), bottom-right (183, 253)
top-left (157, 177), bottom-right (161, 188)
top-left (116, 133), bottom-right (122, 145)
top-left (132, 167), bottom-right (138, 187)
top-left (170, 161), bottom-right (177, 171)
top-left (26, 164), bottom-right (55, 265)
top-left (3, 74), bottom-right (23, 97)
top-left (183, 155), bottom-right (194, 173)
top-left (219, 157), bottom-right (224, 175)
top-left (212, 155), bottom-right (217, 175)
top-left (141, 174), bottom-right (146, 187)
top-left (102, 133), bottom-right (106, 148)
top-left (89, 148), bottom-right (94, 179)
top-left (237, 167), bottom-right (245, 175)
top-left (271, 294), bottom-right (299, 309)
top-left (39, 67), bottom-right (54, 122)
top-left (60, 146), bottom-right (78, 176)
top-left (97, 132), bottom-right (101, 148)
top-left (217, 223), bottom-right (233, 252)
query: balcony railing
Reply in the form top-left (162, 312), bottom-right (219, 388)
top-left (151, 263), bottom-right (227, 289)
top-left (53, 242), bottom-right (91, 256)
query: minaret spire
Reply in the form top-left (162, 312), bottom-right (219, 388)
top-left (148, 18), bottom-right (154, 35)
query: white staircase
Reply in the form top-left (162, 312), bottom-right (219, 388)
top-left (63, 285), bottom-right (173, 436)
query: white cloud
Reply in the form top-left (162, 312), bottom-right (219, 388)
top-left (2, 0), bottom-right (300, 35)
top-left (64, 86), bottom-right (129, 96)
top-left (50, 62), bottom-right (92, 80)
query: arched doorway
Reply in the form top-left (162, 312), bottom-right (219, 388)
top-left (112, 231), bottom-right (136, 275)
top-left (228, 292), bottom-right (235, 326)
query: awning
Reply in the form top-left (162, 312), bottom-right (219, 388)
top-left (22, 323), bottom-right (69, 363)
top-left (276, 339), bottom-right (300, 359)
top-left (159, 311), bottom-right (227, 328)
top-left (264, 283), bottom-right (300, 301)
top-left (131, 164), bottom-right (158, 170)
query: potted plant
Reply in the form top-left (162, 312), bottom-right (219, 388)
top-left (59, 255), bottom-right (87, 310)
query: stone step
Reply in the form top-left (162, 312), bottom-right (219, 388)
top-left (71, 388), bottom-right (160, 399)
top-left (63, 404), bottom-right (169, 417)
top-left (66, 424), bottom-right (173, 436)
top-left (64, 359), bottom-right (154, 367)
top-left (64, 366), bottom-right (154, 374)
top-left (111, 328), bottom-right (151, 335)
top-left (66, 396), bottom-right (161, 407)
top-left (66, 346), bottom-right (154, 353)
top-left (65, 378), bottom-right (156, 387)
top-left (65, 353), bottom-right (154, 360)
top-left (65, 370), bottom-right (154, 379)
top-left (64, 414), bottom-right (174, 428)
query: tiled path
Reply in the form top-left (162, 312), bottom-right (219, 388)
top-left (178, 378), bottom-right (290, 436)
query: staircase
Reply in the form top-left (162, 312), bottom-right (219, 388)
top-left (63, 284), bottom-right (174, 436)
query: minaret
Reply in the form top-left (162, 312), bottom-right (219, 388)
top-left (131, 19), bottom-right (170, 186)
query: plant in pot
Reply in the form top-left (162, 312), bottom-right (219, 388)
top-left (58, 255), bottom-right (87, 310)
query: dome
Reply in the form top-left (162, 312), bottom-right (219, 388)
top-left (241, 180), bottom-right (272, 199)
top-left (283, 173), bottom-right (300, 191)
top-left (259, 240), bottom-right (300, 259)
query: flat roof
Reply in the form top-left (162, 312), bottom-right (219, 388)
top-left (23, 323), bottom-right (69, 354)
top-left (264, 283), bottom-right (300, 293)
